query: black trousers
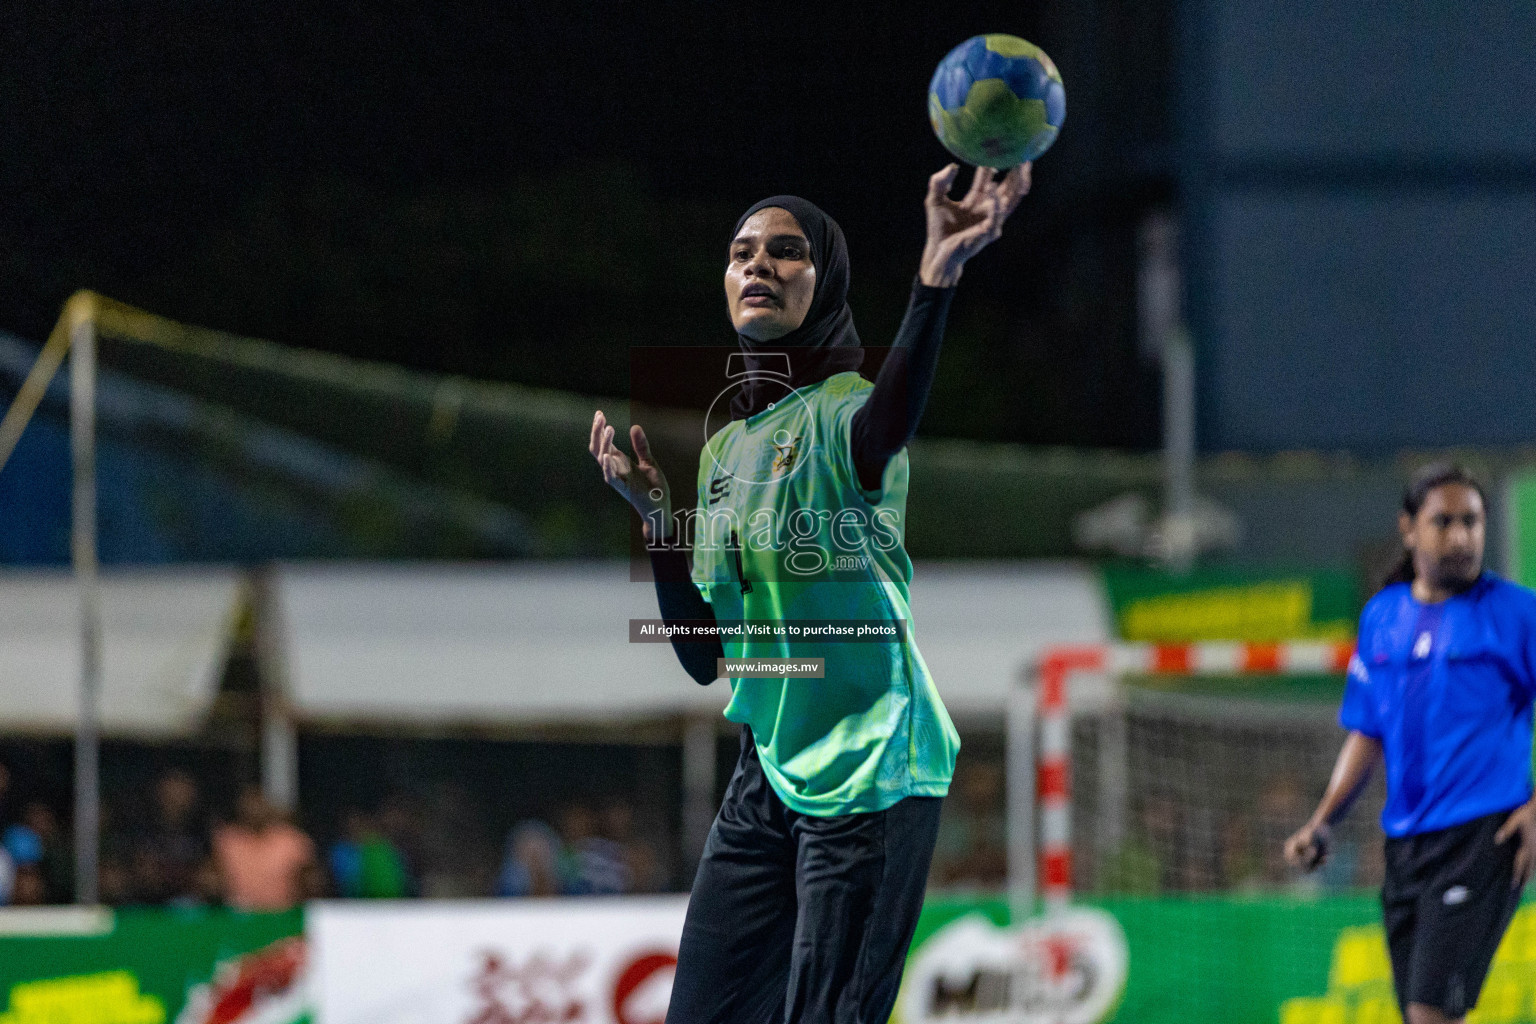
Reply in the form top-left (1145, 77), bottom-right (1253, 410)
top-left (666, 727), bottom-right (943, 1024)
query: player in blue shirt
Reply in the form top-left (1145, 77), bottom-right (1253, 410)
top-left (1285, 464), bottom-right (1536, 1024)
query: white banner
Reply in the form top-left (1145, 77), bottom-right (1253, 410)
top-left (310, 897), bottom-right (689, 1024)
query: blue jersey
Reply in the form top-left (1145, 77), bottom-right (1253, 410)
top-left (1341, 573), bottom-right (1536, 837)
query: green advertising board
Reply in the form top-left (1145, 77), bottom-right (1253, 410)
top-left (2, 895), bottom-right (1532, 1024)
top-left (1101, 566), bottom-right (1358, 644)
top-left (1508, 470), bottom-right (1536, 590)
top-left (1098, 565), bottom-right (1359, 700)
top-left (0, 908), bottom-right (304, 1024)
top-left (896, 895), bottom-right (1536, 1024)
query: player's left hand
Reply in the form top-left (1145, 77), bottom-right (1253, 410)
top-left (1494, 799), bottom-right (1536, 888)
top-left (918, 162), bottom-right (1031, 288)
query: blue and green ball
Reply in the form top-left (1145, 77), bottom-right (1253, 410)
top-left (928, 34), bottom-right (1065, 167)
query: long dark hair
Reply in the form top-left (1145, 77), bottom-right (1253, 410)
top-left (1381, 462), bottom-right (1487, 588)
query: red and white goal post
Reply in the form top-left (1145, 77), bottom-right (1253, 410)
top-left (1006, 640), bottom-right (1356, 917)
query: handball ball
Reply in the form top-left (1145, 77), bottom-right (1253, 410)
top-left (928, 34), bottom-right (1066, 167)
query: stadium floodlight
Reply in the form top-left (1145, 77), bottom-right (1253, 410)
top-left (1009, 640), bottom-right (1357, 916)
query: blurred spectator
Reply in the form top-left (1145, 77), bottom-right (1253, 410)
top-left (10, 865), bottom-right (46, 906)
top-left (2, 820), bottom-right (44, 872)
top-left (99, 856), bottom-right (131, 906)
top-left (601, 800), bottom-right (663, 893)
top-left (2, 812), bottom-right (50, 905)
top-left (375, 794), bottom-right (423, 895)
top-left (415, 785), bottom-right (491, 897)
top-left (130, 770), bottom-right (209, 905)
top-left (329, 808), bottom-right (411, 899)
top-left (21, 802), bottom-right (71, 903)
top-left (1218, 813), bottom-right (1262, 892)
top-left (0, 760), bottom-right (42, 907)
top-left (929, 759), bottom-right (1007, 889)
top-left (1099, 795), bottom-right (1171, 894)
top-left (213, 787), bottom-right (316, 911)
top-left (192, 859), bottom-right (223, 904)
top-left (1183, 803), bottom-right (1223, 889)
top-left (1, 821), bottom-right (46, 905)
top-left (328, 811), bottom-right (363, 896)
top-left (495, 820), bottom-right (563, 897)
top-left (558, 803), bottom-right (628, 895)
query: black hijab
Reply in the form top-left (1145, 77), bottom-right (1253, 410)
top-left (729, 196), bottom-right (864, 420)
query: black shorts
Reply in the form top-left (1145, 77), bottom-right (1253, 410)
top-left (1382, 808), bottom-right (1524, 1018)
top-left (665, 727), bottom-right (943, 1024)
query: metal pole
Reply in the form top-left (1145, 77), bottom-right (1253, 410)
top-left (261, 702), bottom-right (299, 813)
top-left (1006, 664), bottom-right (1037, 922)
top-left (1162, 329), bottom-right (1197, 572)
top-left (70, 319), bottom-right (101, 905)
top-left (252, 572), bottom-right (299, 812)
top-left (1139, 212), bottom-right (1197, 571)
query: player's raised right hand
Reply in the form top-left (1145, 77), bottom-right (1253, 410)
top-left (1283, 821), bottom-right (1331, 872)
top-left (590, 410), bottom-right (672, 542)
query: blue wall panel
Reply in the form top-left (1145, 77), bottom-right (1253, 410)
top-left (1209, 2), bottom-right (1536, 163)
top-left (1187, 0), bottom-right (1536, 451)
top-left (1205, 189), bottom-right (1536, 450)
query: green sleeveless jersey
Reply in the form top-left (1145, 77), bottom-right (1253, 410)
top-left (689, 370), bottom-right (959, 816)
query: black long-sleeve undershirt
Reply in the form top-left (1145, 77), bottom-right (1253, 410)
top-left (649, 544), bottom-right (722, 686)
top-left (849, 280), bottom-right (955, 493)
top-left (649, 279), bottom-right (955, 686)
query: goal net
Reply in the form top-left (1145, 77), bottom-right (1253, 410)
top-left (1071, 678), bottom-right (1384, 899)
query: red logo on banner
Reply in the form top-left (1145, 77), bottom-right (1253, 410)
top-left (178, 937), bottom-right (305, 1024)
top-left (610, 952), bottom-right (677, 1024)
top-left (467, 951), bottom-right (591, 1024)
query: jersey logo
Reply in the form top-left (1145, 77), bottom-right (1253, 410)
top-left (707, 476), bottom-right (731, 506)
top-left (1443, 885), bottom-right (1470, 905)
top-left (1413, 631), bottom-right (1433, 659)
top-left (771, 434), bottom-right (804, 474)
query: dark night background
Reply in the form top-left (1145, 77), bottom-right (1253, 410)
top-left (0, 0), bottom-right (1172, 450)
